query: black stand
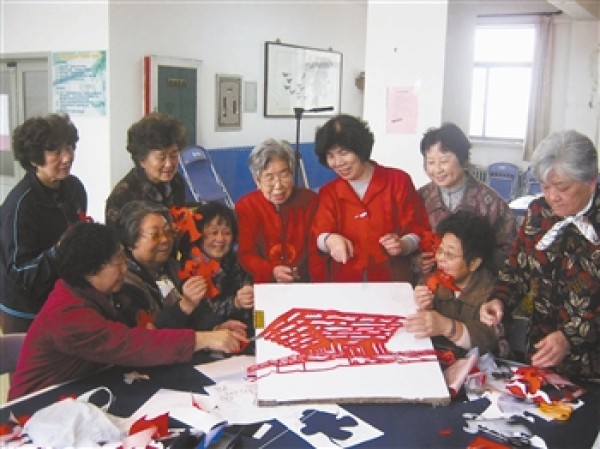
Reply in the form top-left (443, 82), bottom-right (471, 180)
top-left (292, 106), bottom-right (334, 188)
top-left (293, 107), bottom-right (309, 188)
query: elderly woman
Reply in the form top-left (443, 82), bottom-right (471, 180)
top-left (105, 112), bottom-right (188, 228)
top-left (235, 138), bottom-right (324, 283)
top-left (8, 222), bottom-right (245, 400)
top-left (115, 200), bottom-right (249, 335)
top-left (418, 123), bottom-right (517, 273)
top-left (480, 130), bottom-right (600, 379)
top-left (0, 114), bottom-right (87, 333)
top-left (175, 201), bottom-right (254, 331)
top-left (312, 114), bottom-right (430, 283)
top-left (405, 211), bottom-right (500, 357)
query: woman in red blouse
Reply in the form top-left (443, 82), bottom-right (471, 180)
top-left (235, 139), bottom-right (325, 283)
top-left (312, 114), bottom-right (430, 283)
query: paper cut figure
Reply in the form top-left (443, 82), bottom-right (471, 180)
top-left (300, 409), bottom-right (358, 442)
top-left (426, 269), bottom-right (461, 293)
top-left (169, 206), bottom-right (202, 242)
top-left (178, 247), bottom-right (221, 299)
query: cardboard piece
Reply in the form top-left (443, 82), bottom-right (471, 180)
top-left (253, 283), bottom-right (450, 405)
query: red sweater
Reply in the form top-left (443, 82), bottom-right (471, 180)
top-left (311, 163), bottom-right (430, 282)
top-left (235, 187), bottom-right (325, 283)
top-left (9, 280), bottom-right (195, 400)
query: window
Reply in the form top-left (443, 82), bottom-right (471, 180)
top-left (469, 24), bottom-right (536, 141)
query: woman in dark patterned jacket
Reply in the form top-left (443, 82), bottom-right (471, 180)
top-left (481, 130), bottom-right (600, 379)
top-left (105, 112), bottom-right (188, 229)
top-left (418, 123), bottom-right (517, 274)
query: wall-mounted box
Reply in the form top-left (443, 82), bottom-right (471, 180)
top-left (216, 74), bottom-right (241, 131)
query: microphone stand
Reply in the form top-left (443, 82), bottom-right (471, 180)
top-left (293, 106), bottom-right (334, 188)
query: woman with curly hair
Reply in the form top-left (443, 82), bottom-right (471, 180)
top-left (0, 113), bottom-right (87, 333)
top-left (105, 112), bottom-right (188, 228)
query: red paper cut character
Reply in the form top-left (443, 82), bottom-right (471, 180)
top-left (268, 243), bottom-right (297, 266)
top-left (169, 206), bottom-right (202, 243)
top-left (178, 246), bottom-right (221, 299)
top-left (426, 269), bottom-right (461, 293)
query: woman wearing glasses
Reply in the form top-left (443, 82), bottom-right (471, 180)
top-left (405, 211), bottom-right (500, 357)
top-left (0, 114), bottom-right (87, 333)
top-left (9, 221), bottom-right (245, 400)
top-left (114, 200), bottom-right (249, 338)
top-left (105, 112), bottom-right (188, 229)
top-left (235, 138), bottom-right (325, 283)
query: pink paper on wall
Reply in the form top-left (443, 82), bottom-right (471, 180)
top-left (386, 87), bottom-right (418, 134)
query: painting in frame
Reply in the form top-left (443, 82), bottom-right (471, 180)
top-left (264, 41), bottom-right (342, 118)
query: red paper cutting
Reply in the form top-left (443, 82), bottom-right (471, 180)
top-left (129, 413), bottom-right (170, 438)
top-left (419, 230), bottom-right (441, 254)
top-left (169, 206), bottom-right (202, 243)
top-left (178, 247), bottom-right (220, 299)
top-left (426, 269), bottom-right (461, 293)
top-left (247, 308), bottom-right (444, 380)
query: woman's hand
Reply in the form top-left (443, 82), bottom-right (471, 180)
top-left (325, 233), bottom-right (354, 264)
top-left (416, 251), bottom-right (436, 275)
top-left (234, 284), bottom-right (254, 309)
top-left (414, 285), bottom-right (434, 310)
top-left (273, 265), bottom-right (298, 283)
top-left (215, 319), bottom-right (248, 335)
top-left (195, 328), bottom-right (247, 353)
top-left (531, 331), bottom-right (570, 368)
top-left (405, 310), bottom-right (452, 338)
top-left (179, 276), bottom-right (208, 314)
top-left (379, 233), bottom-right (403, 256)
top-left (480, 299), bottom-right (504, 326)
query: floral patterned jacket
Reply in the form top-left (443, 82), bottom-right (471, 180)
top-left (418, 173), bottom-right (517, 272)
top-left (491, 187), bottom-right (600, 379)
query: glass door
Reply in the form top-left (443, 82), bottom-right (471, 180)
top-left (0, 58), bottom-right (49, 203)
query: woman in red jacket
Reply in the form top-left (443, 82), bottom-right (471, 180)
top-left (235, 139), bottom-right (325, 283)
top-left (312, 114), bottom-right (430, 283)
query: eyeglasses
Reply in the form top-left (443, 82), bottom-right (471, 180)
top-left (45, 146), bottom-right (75, 160)
top-left (148, 149), bottom-right (180, 165)
top-left (140, 228), bottom-right (177, 242)
top-left (260, 170), bottom-right (293, 187)
top-left (435, 246), bottom-right (463, 262)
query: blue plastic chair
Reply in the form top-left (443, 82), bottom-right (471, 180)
top-left (178, 145), bottom-right (234, 207)
top-left (487, 162), bottom-right (521, 201)
top-left (523, 167), bottom-right (541, 195)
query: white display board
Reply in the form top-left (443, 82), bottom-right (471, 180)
top-left (253, 282), bottom-right (450, 405)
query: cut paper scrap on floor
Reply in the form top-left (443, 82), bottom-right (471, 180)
top-left (253, 282), bottom-right (450, 405)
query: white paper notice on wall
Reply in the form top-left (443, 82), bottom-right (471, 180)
top-left (386, 86), bottom-right (418, 134)
top-left (252, 282), bottom-right (450, 406)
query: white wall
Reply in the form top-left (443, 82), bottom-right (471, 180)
top-left (108, 2), bottom-right (367, 185)
top-left (363, 1), bottom-right (449, 189)
top-left (2, 2), bottom-right (110, 222)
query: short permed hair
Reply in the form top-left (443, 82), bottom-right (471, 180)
top-left (126, 112), bottom-right (187, 164)
top-left (247, 138), bottom-right (296, 180)
top-left (57, 222), bottom-right (122, 288)
top-left (436, 210), bottom-right (495, 270)
top-left (115, 200), bottom-right (172, 249)
top-left (420, 123), bottom-right (471, 166)
top-left (314, 114), bottom-right (374, 166)
top-left (196, 201), bottom-right (239, 243)
top-left (12, 113), bottom-right (79, 171)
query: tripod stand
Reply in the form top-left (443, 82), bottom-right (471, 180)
top-left (293, 106), bottom-right (333, 188)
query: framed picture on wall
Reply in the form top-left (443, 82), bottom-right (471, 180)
top-left (143, 55), bottom-right (202, 145)
top-left (264, 41), bottom-right (342, 118)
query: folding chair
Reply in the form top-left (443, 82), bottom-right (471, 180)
top-left (487, 162), bottom-right (521, 201)
top-left (178, 146), bottom-right (234, 208)
top-left (523, 167), bottom-right (541, 195)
